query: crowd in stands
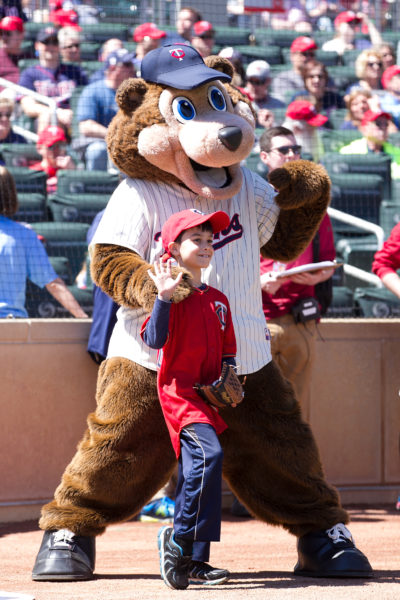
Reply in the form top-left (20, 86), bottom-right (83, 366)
top-left (1, 1), bottom-right (400, 318)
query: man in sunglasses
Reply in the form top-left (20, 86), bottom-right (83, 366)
top-left (271, 36), bottom-right (318, 103)
top-left (19, 26), bottom-right (88, 133)
top-left (58, 25), bottom-right (82, 64)
top-left (259, 125), bottom-right (336, 419)
top-left (243, 60), bottom-right (284, 128)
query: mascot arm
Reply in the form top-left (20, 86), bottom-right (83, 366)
top-left (261, 160), bottom-right (331, 262)
top-left (91, 243), bottom-right (192, 313)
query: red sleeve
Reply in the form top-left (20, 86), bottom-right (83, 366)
top-left (372, 223), bottom-right (400, 279)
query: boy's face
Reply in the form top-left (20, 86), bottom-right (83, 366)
top-left (170, 225), bottom-right (214, 271)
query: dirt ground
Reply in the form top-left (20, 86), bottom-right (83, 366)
top-left (1, 506), bottom-right (399, 600)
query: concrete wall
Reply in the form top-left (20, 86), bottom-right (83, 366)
top-left (1, 319), bottom-right (399, 523)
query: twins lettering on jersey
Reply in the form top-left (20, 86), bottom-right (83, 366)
top-left (154, 213), bottom-right (243, 251)
top-left (214, 301), bottom-right (227, 330)
top-left (33, 78), bottom-right (76, 100)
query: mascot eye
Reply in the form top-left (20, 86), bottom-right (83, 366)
top-left (172, 97), bottom-right (196, 122)
top-left (208, 86), bottom-right (227, 112)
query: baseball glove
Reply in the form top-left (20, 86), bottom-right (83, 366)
top-left (194, 363), bottom-right (244, 409)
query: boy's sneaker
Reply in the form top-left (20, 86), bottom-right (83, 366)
top-left (158, 526), bottom-right (192, 590)
top-left (139, 496), bottom-right (175, 522)
top-left (188, 560), bottom-right (230, 585)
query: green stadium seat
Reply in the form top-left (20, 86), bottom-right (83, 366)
top-left (282, 48), bottom-right (339, 66)
top-left (329, 173), bottom-right (383, 234)
top-left (320, 128), bottom-right (361, 153)
top-left (244, 153), bottom-right (268, 179)
top-left (23, 21), bottom-right (45, 42)
top-left (14, 192), bottom-right (47, 222)
top-left (80, 23), bottom-right (130, 43)
top-left (327, 65), bottom-right (358, 89)
top-left (20, 39), bottom-right (34, 59)
top-left (325, 285), bottom-right (355, 317)
top-left (381, 32), bottom-right (400, 45)
top-left (336, 235), bottom-right (379, 275)
top-left (341, 48), bottom-right (362, 67)
top-left (7, 167), bottom-right (47, 195)
top-left (48, 193), bottom-right (110, 224)
top-left (321, 153), bottom-right (392, 200)
top-left (0, 143), bottom-right (41, 168)
top-left (56, 170), bottom-right (120, 195)
top-left (25, 281), bottom-right (93, 318)
top-left (80, 42), bottom-right (101, 61)
top-left (48, 256), bottom-right (74, 285)
top-left (30, 221), bottom-right (90, 280)
top-left (379, 200), bottom-right (400, 238)
top-left (255, 28), bottom-right (298, 48)
top-left (234, 44), bottom-right (283, 66)
top-left (214, 27), bottom-right (251, 46)
top-left (80, 60), bottom-right (103, 76)
top-left (354, 286), bottom-right (400, 317)
top-left (328, 108), bottom-right (348, 130)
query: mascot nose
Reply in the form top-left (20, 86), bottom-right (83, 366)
top-left (218, 126), bottom-right (242, 151)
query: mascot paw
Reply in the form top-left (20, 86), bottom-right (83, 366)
top-left (170, 267), bottom-right (193, 304)
top-left (268, 160), bottom-right (330, 210)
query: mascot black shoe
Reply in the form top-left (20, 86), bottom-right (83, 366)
top-left (294, 523), bottom-right (373, 578)
top-left (32, 530), bottom-right (95, 581)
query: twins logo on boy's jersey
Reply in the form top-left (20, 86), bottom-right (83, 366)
top-left (214, 301), bottom-right (227, 330)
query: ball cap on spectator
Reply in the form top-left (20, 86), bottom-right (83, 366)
top-left (141, 44), bottom-right (231, 90)
top-left (246, 60), bottom-right (270, 80)
top-left (381, 65), bottom-right (400, 89)
top-left (361, 109), bottom-right (392, 126)
top-left (161, 209), bottom-right (230, 260)
top-left (290, 36), bottom-right (317, 53)
top-left (218, 46), bottom-right (242, 61)
top-left (36, 26), bottom-right (59, 43)
top-left (193, 20), bottom-right (215, 37)
top-left (0, 16), bottom-right (24, 32)
top-left (37, 125), bottom-right (67, 147)
top-left (286, 100), bottom-right (328, 126)
top-left (133, 22), bottom-right (166, 42)
top-left (51, 9), bottom-right (80, 29)
top-left (105, 48), bottom-right (135, 69)
top-left (334, 11), bottom-right (362, 27)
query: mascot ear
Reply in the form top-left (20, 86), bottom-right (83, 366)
top-left (205, 55), bottom-right (234, 79)
top-left (116, 77), bottom-right (149, 114)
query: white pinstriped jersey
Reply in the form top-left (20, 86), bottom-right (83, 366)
top-left (92, 167), bottom-right (279, 375)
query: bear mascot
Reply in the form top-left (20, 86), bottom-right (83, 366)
top-left (32, 44), bottom-right (372, 582)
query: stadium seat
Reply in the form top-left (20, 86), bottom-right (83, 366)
top-left (336, 235), bottom-right (379, 277)
top-left (354, 286), bottom-right (400, 317)
top-left (23, 21), bottom-right (45, 42)
top-left (320, 129), bottom-right (361, 153)
top-left (56, 170), bottom-right (120, 195)
top-left (341, 48), bottom-right (362, 67)
top-left (255, 28), bottom-right (298, 48)
top-left (48, 192), bottom-right (110, 224)
top-left (80, 60), bottom-right (103, 76)
top-left (0, 143), bottom-right (41, 168)
top-left (30, 221), bottom-right (90, 280)
top-left (214, 26), bottom-right (251, 46)
top-left (321, 153), bottom-right (392, 200)
top-left (80, 42), bottom-right (101, 61)
top-left (234, 44), bottom-right (282, 66)
top-left (244, 154), bottom-right (268, 179)
top-left (25, 280), bottom-right (93, 318)
top-left (328, 108), bottom-right (348, 130)
top-left (325, 285), bottom-right (355, 317)
top-left (79, 23), bottom-right (130, 43)
top-left (282, 48), bottom-right (339, 66)
top-left (7, 167), bottom-right (47, 195)
top-left (379, 200), bottom-right (400, 238)
top-left (327, 65), bottom-right (358, 89)
top-left (48, 256), bottom-right (74, 285)
top-left (329, 173), bottom-right (383, 234)
top-left (14, 192), bottom-right (47, 223)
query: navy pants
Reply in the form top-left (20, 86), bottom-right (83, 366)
top-left (174, 423), bottom-right (223, 563)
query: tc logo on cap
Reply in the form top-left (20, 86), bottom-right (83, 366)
top-left (169, 48), bottom-right (186, 61)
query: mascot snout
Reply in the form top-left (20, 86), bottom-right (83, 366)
top-left (218, 126), bottom-right (242, 151)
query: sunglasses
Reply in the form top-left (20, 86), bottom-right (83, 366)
top-left (307, 73), bottom-right (325, 80)
top-left (63, 42), bottom-right (80, 49)
top-left (199, 34), bottom-right (214, 40)
top-left (0, 112), bottom-right (12, 118)
top-left (247, 78), bottom-right (267, 85)
top-left (301, 51), bottom-right (315, 58)
top-left (271, 144), bottom-right (302, 155)
top-left (367, 61), bottom-right (382, 68)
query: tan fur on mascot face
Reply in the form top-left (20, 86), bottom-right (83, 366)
top-left (39, 50), bottom-right (348, 547)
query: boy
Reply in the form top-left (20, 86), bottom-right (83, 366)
top-left (141, 208), bottom-right (240, 590)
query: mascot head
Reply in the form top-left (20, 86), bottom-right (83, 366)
top-left (107, 44), bottom-right (256, 201)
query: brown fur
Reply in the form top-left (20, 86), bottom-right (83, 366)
top-left (40, 55), bottom-right (346, 541)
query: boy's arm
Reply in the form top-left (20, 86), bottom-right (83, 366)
top-left (141, 297), bottom-right (171, 349)
top-left (222, 299), bottom-right (237, 369)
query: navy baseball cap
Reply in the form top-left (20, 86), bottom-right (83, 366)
top-left (141, 44), bottom-right (231, 90)
top-left (105, 48), bottom-right (135, 69)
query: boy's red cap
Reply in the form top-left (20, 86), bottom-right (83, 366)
top-left (286, 100), bottom-right (328, 126)
top-left (0, 16), bottom-right (24, 32)
top-left (161, 209), bottom-right (230, 260)
top-left (381, 65), bottom-right (400, 89)
top-left (37, 125), bottom-right (67, 147)
top-left (133, 22), bottom-right (166, 42)
top-left (334, 11), bottom-right (362, 28)
top-left (361, 110), bottom-right (391, 126)
top-left (290, 36), bottom-right (317, 53)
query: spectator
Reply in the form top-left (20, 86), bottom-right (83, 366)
top-left (165, 6), bottom-right (202, 44)
top-left (268, 0), bottom-right (312, 32)
top-left (218, 47), bottom-right (245, 87)
top-left (0, 0), bottom-right (27, 21)
top-left (375, 42), bottom-right (396, 71)
top-left (259, 125), bottom-right (336, 417)
top-left (340, 88), bottom-right (373, 130)
top-left (0, 96), bottom-right (27, 148)
top-left (243, 60), bottom-right (285, 128)
top-left (346, 48), bottom-right (384, 95)
top-left (18, 25), bottom-right (88, 133)
top-left (30, 125), bottom-right (75, 194)
top-left (58, 25), bottom-right (82, 64)
top-left (283, 99), bottom-right (328, 161)
top-left (89, 38), bottom-right (124, 84)
top-left (132, 22), bottom-right (166, 76)
top-left (379, 65), bottom-right (400, 129)
top-left (270, 36), bottom-right (318, 104)
top-left (321, 11), bottom-right (382, 56)
top-left (0, 15), bottom-right (24, 90)
top-left (292, 59), bottom-right (345, 116)
top-left (49, 4), bottom-right (80, 29)
top-left (190, 20), bottom-right (215, 59)
top-left (372, 222), bottom-right (400, 301)
top-left (0, 165), bottom-right (88, 319)
top-left (339, 109), bottom-right (400, 178)
top-left (76, 48), bottom-right (135, 171)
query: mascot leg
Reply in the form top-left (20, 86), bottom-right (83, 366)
top-left (32, 358), bottom-right (176, 581)
top-left (220, 360), bottom-right (373, 578)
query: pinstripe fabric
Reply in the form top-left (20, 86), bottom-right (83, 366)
top-left (91, 167), bottom-right (279, 375)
